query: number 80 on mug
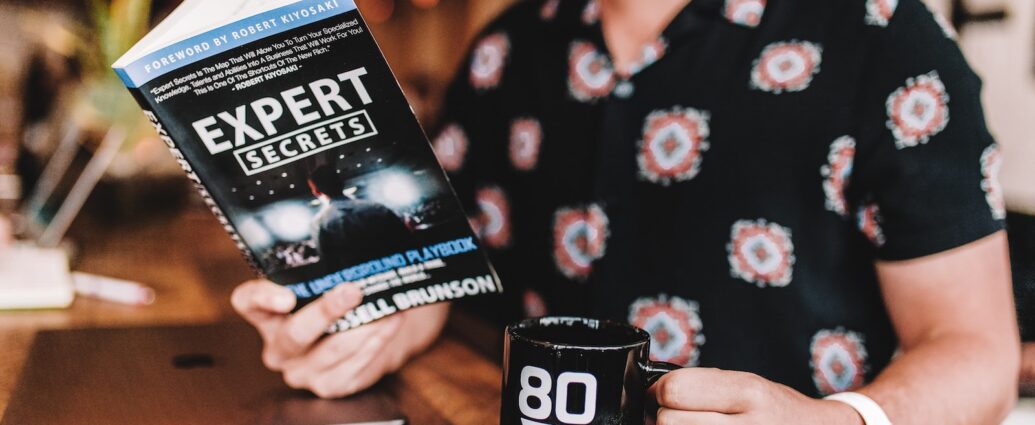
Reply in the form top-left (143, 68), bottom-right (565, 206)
top-left (518, 366), bottom-right (599, 424)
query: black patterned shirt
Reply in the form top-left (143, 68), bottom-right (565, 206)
top-left (433, 0), bottom-right (1005, 397)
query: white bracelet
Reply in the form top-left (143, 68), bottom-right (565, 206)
top-left (824, 392), bottom-right (893, 425)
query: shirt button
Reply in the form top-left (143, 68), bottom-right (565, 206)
top-left (614, 80), bottom-right (634, 98)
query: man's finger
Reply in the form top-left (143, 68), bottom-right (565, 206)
top-left (652, 368), bottom-right (763, 414)
top-left (231, 280), bottom-right (295, 336)
top-left (231, 280), bottom-right (296, 315)
top-left (655, 408), bottom-right (734, 425)
top-left (307, 317), bottom-right (400, 398)
top-left (271, 284), bottom-right (362, 358)
top-left (281, 318), bottom-right (388, 373)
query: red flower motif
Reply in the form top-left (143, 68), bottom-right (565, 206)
top-left (810, 329), bottom-right (869, 395)
top-left (432, 124), bottom-right (468, 172)
top-left (724, 0), bottom-right (767, 28)
top-left (857, 204), bottom-right (886, 247)
top-left (469, 32), bottom-right (510, 90)
top-left (628, 295), bottom-right (706, 367)
top-left (568, 41), bottom-right (615, 102)
top-left (981, 144), bottom-right (1005, 220)
top-left (727, 219), bottom-right (795, 287)
top-left (821, 136), bottom-right (857, 216)
top-left (509, 117), bottom-right (543, 171)
top-left (553, 204), bottom-right (609, 279)
top-left (637, 106), bottom-right (710, 186)
top-left (865, 0), bottom-right (899, 27)
top-left (750, 40), bottom-right (823, 94)
top-left (886, 71), bottom-right (950, 149)
top-left (476, 186), bottom-right (511, 248)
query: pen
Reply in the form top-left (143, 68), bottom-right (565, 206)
top-left (72, 272), bottom-right (156, 306)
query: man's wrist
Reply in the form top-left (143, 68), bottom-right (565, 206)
top-left (819, 398), bottom-right (866, 425)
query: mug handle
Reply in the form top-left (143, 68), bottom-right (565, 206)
top-left (640, 361), bottom-right (682, 388)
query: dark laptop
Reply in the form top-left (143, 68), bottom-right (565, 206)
top-left (1, 323), bottom-right (442, 425)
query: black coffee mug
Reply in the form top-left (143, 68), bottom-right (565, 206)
top-left (500, 316), bottom-right (681, 425)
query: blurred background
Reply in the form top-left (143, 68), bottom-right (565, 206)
top-left (0, 0), bottom-right (1033, 238)
top-left (0, 0), bottom-right (1032, 378)
top-left (0, 0), bottom-right (1032, 418)
top-left (0, 0), bottom-right (515, 224)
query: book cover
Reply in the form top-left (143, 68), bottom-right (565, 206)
top-left (113, 0), bottom-right (500, 332)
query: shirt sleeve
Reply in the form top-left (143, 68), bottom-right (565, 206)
top-left (850, 0), bottom-right (1005, 261)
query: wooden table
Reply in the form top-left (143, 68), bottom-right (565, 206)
top-left (4, 207), bottom-right (1034, 424)
top-left (0, 208), bottom-right (504, 424)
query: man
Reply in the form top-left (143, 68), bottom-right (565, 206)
top-left (307, 165), bottom-right (414, 270)
top-left (233, 0), bottom-right (1022, 423)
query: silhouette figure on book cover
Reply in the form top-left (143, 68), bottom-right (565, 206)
top-left (307, 165), bottom-right (414, 270)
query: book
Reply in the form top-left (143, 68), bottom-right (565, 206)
top-left (113, 0), bottom-right (500, 332)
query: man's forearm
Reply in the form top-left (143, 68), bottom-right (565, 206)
top-left (857, 333), bottom-right (1019, 425)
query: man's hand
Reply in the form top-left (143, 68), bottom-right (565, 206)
top-left (652, 233), bottom-right (1019, 425)
top-left (231, 279), bottom-right (448, 398)
top-left (651, 368), bottom-right (862, 425)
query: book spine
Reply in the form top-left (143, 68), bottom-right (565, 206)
top-left (123, 87), bottom-right (263, 276)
